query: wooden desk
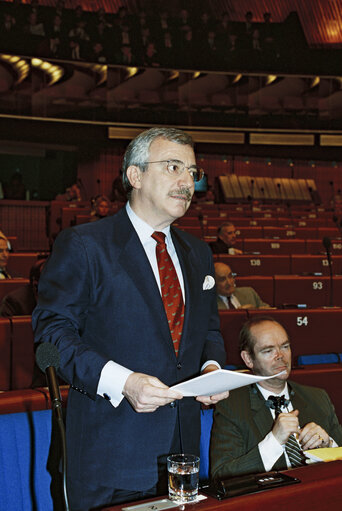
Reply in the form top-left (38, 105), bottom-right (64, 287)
top-left (102, 461), bottom-right (342, 511)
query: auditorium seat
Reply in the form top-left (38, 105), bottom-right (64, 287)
top-left (219, 310), bottom-right (249, 366)
top-left (291, 365), bottom-right (342, 422)
top-left (274, 275), bottom-right (330, 307)
top-left (0, 279), bottom-right (29, 302)
top-left (247, 309), bottom-right (342, 363)
top-left (306, 239), bottom-right (342, 255)
top-left (0, 317), bottom-right (11, 390)
top-left (291, 255), bottom-right (331, 275)
top-left (235, 276), bottom-right (274, 306)
top-left (243, 239), bottom-right (306, 254)
top-left (7, 253), bottom-right (39, 279)
top-left (10, 316), bottom-right (36, 390)
top-left (214, 255), bottom-right (291, 276)
top-left (235, 226), bottom-right (263, 238)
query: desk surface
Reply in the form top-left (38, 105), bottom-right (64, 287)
top-left (103, 461), bottom-right (342, 511)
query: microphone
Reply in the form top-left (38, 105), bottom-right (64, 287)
top-left (36, 343), bottom-right (70, 511)
top-left (322, 237), bottom-right (333, 306)
top-left (198, 211), bottom-right (205, 238)
top-left (36, 343), bottom-right (63, 420)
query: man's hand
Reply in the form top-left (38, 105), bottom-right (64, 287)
top-left (195, 364), bottom-right (229, 406)
top-left (123, 372), bottom-right (183, 413)
top-left (298, 422), bottom-right (330, 450)
top-left (272, 409), bottom-right (300, 445)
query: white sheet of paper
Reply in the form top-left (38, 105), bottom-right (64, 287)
top-left (171, 369), bottom-right (286, 396)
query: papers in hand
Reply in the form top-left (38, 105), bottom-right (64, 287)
top-left (171, 369), bottom-right (286, 397)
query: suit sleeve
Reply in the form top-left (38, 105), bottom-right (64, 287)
top-left (318, 389), bottom-right (342, 445)
top-left (210, 396), bottom-right (266, 479)
top-left (32, 228), bottom-right (108, 399)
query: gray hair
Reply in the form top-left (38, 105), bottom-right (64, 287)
top-left (121, 127), bottom-right (194, 195)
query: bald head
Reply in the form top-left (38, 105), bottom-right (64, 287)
top-left (214, 262), bottom-right (236, 297)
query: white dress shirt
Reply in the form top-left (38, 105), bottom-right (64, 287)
top-left (97, 203), bottom-right (219, 407)
top-left (257, 383), bottom-right (337, 470)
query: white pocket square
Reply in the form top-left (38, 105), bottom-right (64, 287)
top-left (203, 275), bottom-right (215, 290)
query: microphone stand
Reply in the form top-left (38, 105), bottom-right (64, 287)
top-left (46, 367), bottom-right (69, 511)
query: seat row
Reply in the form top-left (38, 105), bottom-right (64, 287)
top-left (216, 254), bottom-right (342, 276)
top-left (178, 215), bottom-right (336, 229)
top-left (219, 308), bottom-right (342, 369)
top-left (1, 307), bottom-right (342, 392)
top-left (234, 274), bottom-right (342, 308)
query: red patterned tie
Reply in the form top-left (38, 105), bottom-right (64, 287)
top-left (152, 231), bottom-right (184, 356)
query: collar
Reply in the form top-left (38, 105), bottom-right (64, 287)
top-left (126, 202), bottom-right (171, 246)
top-left (256, 382), bottom-right (290, 401)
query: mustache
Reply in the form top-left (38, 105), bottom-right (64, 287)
top-left (168, 187), bottom-right (193, 201)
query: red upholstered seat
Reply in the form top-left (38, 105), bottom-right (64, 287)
top-left (10, 316), bottom-right (36, 390)
top-left (214, 255), bottom-right (291, 276)
top-left (243, 239), bottom-right (306, 254)
top-left (293, 255), bottom-right (342, 275)
top-left (7, 253), bottom-right (39, 279)
top-left (247, 308), bottom-right (342, 362)
top-left (219, 310), bottom-right (249, 367)
top-left (274, 275), bottom-right (330, 307)
top-left (291, 365), bottom-right (342, 422)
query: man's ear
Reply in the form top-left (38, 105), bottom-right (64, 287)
top-left (240, 350), bottom-right (254, 369)
top-left (126, 165), bottom-right (143, 190)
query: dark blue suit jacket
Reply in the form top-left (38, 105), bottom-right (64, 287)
top-left (32, 207), bottom-right (226, 491)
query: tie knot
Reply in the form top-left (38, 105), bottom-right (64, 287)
top-left (152, 231), bottom-right (166, 245)
top-left (267, 395), bottom-right (288, 415)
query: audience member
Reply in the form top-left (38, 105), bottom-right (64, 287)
top-left (33, 126), bottom-right (227, 511)
top-left (55, 183), bottom-right (82, 202)
top-left (0, 234), bottom-right (11, 279)
top-left (0, 258), bottom-right (46, 316)
top-left (214, 262), bottom-right (270, 309)
top-left (3, 171), bottom-right (26, 200)
top-left (90, 195), bottom-right (111, 222)
top-left (211, 316), bottom-right (342, 479)
top-left (209, 222), bottom-right (243, 255)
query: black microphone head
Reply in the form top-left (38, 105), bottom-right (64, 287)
top-left (322, 236), bottom-right (332, 251)
top-left (36, 343), bottom-right (60, 373)
top-left (333, 215), bottom-right (338, 223)
top-left (198, 212), bottom-right (203, 221)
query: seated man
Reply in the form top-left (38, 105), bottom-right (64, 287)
top-left (210, 316), bottom-right (342, 479)
top-left (0, 234), bottom-right (11, 279)
top-left (215, 262), bottom-right (270, 309)
top-left (209, 222), bottom-right (243, 255)
top-left (0, 258), bottom-right (46, 316)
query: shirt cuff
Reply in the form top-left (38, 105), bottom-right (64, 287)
top-left (258, 431), bottom-right (284, 472)
top-left (201, 360), bottom-right (221, 372)
top-left (97, 360), bottom-right (133, 407)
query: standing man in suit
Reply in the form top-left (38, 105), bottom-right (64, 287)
top-left (210, 316), bottom-right (342, 480)
top-left (214, 262), bottom-right (270, 309)
top-left (33, 127), bottom-right (227, 511)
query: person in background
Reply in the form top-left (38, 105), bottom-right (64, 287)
top-left (33, 127), bottom-right (227, 511)
top-left (90, 195), bottom-right (111, 222)
top-left (210, 316), bottom-right (342, 479)
top-left (0, 258), bottom-right (46, 316)
top-left (209, 222), bottom-right (243, 255)
top-left (3, 171), bottom-right (26, 200)
top-left (214, 262), bottom-right (270, 309)
top-left (55, 183), bottom-right (82, 202)
top-left (0, 234), bottom-right (11, 279)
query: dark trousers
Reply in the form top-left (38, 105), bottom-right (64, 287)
top-left (67, 419), bottom-right (182, 511)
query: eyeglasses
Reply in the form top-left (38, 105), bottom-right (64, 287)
top-left (144, 159), bottom-right (204, 182)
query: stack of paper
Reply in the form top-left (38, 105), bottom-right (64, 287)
top-left (170, 369), bottom-right (286, 396)
top-left (305, 447), bottom-right (342, 462)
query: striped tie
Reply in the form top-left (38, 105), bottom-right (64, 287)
top-left (268, 395), bottom-right (307, 468)
top-left (152, 231), bottom-right (184, 356)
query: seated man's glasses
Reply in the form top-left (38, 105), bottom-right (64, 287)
top-left (144, 159), bottom-right (204, 182)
